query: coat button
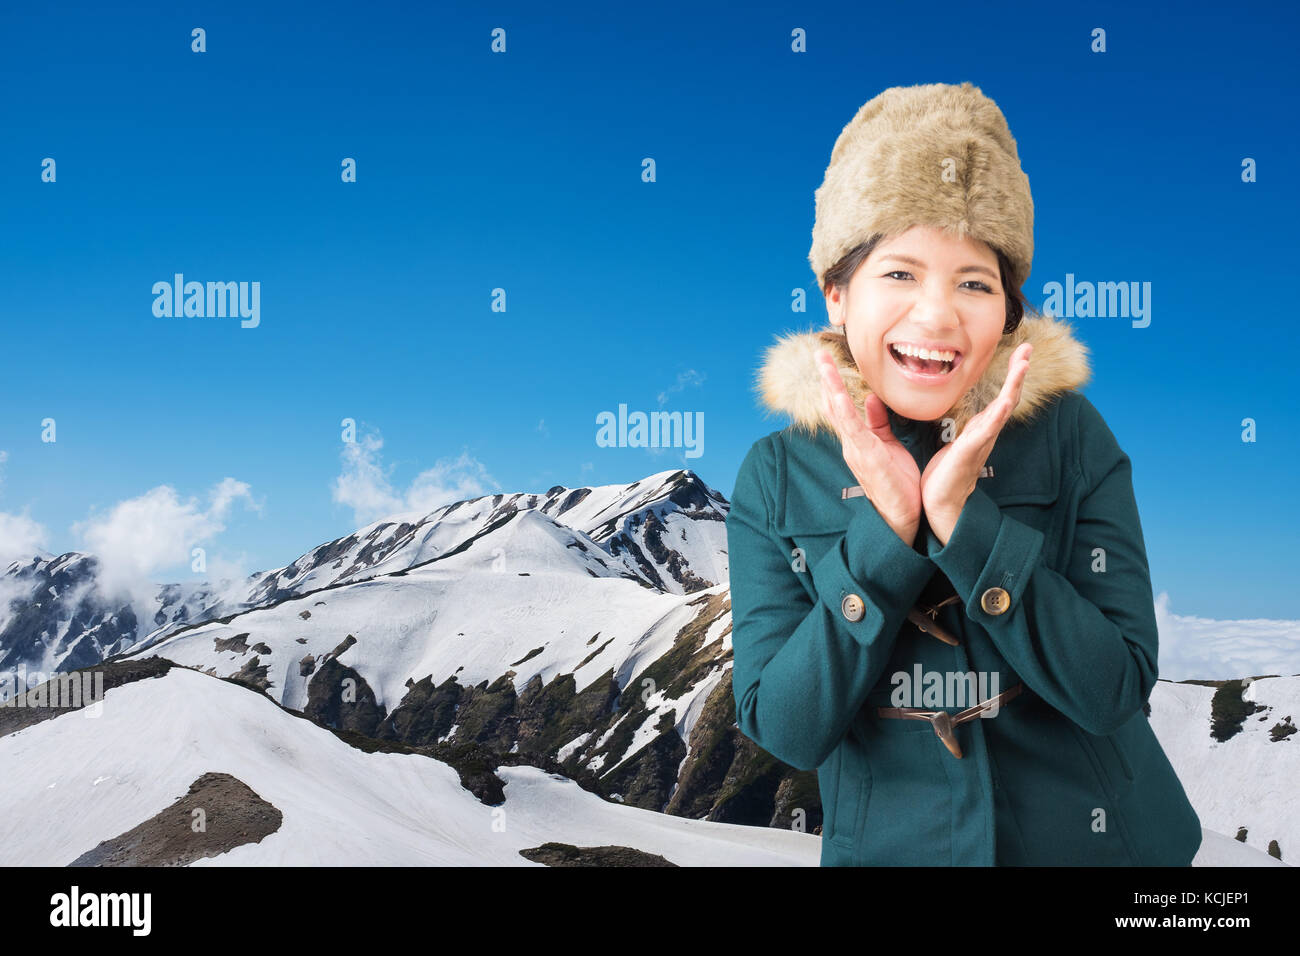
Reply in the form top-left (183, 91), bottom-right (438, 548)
top-left (841, 593), bottom-right (865, 622)
top-left (980, 587), bottom-right (1011, 615)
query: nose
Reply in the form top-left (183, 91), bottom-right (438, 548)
top-left (910, 280), bottom-right (961, 332)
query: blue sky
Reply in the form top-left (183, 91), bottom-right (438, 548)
top-left (1, 0), bottom-right (1297, 625)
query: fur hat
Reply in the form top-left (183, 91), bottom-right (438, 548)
top-left (808, 81), bottom-right (1034, 292)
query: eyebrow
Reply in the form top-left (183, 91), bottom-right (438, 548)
top-left (877, 254), bottom-right (999, 280)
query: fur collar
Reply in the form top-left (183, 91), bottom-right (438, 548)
top-left (755, 313), bottom-right (1092, 440)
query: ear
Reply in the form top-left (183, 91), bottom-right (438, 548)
top-left (824, 284), bottom-right (845, 330)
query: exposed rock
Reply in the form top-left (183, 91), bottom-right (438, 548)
top-left (68, 771), bottom-right (282, 866)
top-left (213, 633), bottom-right (251, 655)
top-left (1269, 716), bottom-right (1296, 742)
top-left (576, 637), bottom-right (614, 669)
top-left (379, 674), bottom-right (463, 746)
top-left (303, 657), bottom-right (383, 736)
top-left (518, 842), bottom-right (677, 867)
top-left (229, 656), bottom-right (271, 693)
top-left (515, 669), bottom-right (619, 759)
top-left (326, 634), bottom-right (357, 661)
top-left (445, 674), bottom-right (518, 752)
top-left (599, 710), bottom-right (687, 812)
top-left (510, 647), bottom-right (545, 667)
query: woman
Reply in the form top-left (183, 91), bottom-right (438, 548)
top-left (726, 81), bottom-right (1202, 865)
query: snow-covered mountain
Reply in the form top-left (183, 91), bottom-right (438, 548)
top-left (0, 465), bottom-right (1293, 865)
top-left (0, 553), bottom-right (142, 676)
top-left (195, 465), bottom-right (729, 615)
top-left (97, 466), bottom-right (741, 825)
top-left (0, 468), bottom-right (729, 679)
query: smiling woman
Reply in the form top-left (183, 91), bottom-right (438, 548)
top-left (728, 81), bottom-right (1202, 867)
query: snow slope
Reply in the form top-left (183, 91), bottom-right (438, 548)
top-left (0, 667), bottom-right (807, 867)
top-left (131, 563), bottom-right (726, 713)
top-left (1150, 676), bottom-right (1299, 862)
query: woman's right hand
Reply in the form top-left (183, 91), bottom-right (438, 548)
top-left (815, 348), bottom-right (922, 547)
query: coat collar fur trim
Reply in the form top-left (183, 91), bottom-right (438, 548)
top-left (755, 314), bottom-right (1093, 440)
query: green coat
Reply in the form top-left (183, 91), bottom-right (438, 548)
top-left (727, 316), bottom-right (1202, 865)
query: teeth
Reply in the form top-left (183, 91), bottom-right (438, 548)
top-left (891, 343), bottom-right (958, 362)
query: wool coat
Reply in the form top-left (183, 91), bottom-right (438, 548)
top-left (726, 314), bottom-right (1203, 866)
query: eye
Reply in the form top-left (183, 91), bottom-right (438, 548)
top-left (886, 271), bottom-right (994, 293)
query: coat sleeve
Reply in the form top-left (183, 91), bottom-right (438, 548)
top-left (925, 396), bottom-right (1159, 736)
top-left (727, 434), bottom-right (937, 772)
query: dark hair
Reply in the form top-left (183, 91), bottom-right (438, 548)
top-left (821, 232), bottom-right (1030, 335)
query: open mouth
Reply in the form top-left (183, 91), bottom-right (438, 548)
top-left (888, 342), bottom-right (962, 378)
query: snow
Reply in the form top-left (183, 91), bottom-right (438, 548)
top-left (0, 667), bottom-right (812, 867)
top-left (701, 611), bottom-right (731, 648)
top-left (556, 731), bottom-right (593, 763)
top-left (126, 542), bottom-right (732, 773)
top-left (1150, 676), bottom-right (1300, 863)
top-left (1193, 827), bottom-right (1287, 866)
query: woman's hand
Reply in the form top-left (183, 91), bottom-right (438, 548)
top-left (816, 348), bottom-right (922, 547)
top-left (921, 343), bottom-right (1033, 546)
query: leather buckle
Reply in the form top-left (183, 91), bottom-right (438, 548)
top-left (874, 683), bottom-right (1026, 760)
top-left (907, 607), bottom-right (959, 646)
top-left (909, 593), bottom-right (961, 646)
top-left (924, 710), bottom-right (963, 758)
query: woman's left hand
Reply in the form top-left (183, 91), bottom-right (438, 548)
top-left (921, 343), bottom-right (1033, 546)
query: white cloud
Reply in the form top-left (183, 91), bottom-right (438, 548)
top-left (0, 510), bottom-right (49, 566)
top-left (0, 574), bottom-right (29, 634)
top-left (333, 432), bottom-right (498, 527)
top-left (211, 477), bottom-right (263, 518)
top-left (657, 369), bottom-right (705, 405)
top-left (1155, 591), bottom-right (1300, 682)
top-left (70, 479), bottom-right (258, 607)
top-left (200, 550), bottom-right (257, 608)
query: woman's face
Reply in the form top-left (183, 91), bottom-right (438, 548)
top-left (826, 224), bottom-right (1007, 423)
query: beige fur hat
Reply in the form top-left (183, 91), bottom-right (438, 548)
top-left (808, 81), bottom-right (1034, 292)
